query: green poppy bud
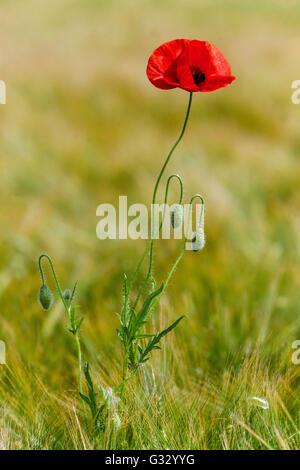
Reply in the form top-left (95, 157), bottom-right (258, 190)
top-left (192, 228), bottom-right (205, 252)
top-left (63, 288), bottom-right (72, 306)
top-left (171, 204), bottom-right (184, 229)
top-left (38, 285), bottom-right (53, 310)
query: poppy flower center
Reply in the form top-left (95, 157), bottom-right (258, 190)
top-left (191, 67), bottom-right (206, 85)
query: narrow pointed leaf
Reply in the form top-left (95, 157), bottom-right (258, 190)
top-left (130, 284), bottom-right (163, 338)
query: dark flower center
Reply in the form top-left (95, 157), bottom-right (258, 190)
top-left (191, 67), bottom-right (206, 85)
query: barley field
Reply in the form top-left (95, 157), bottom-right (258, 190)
top-left (0, 0), bottom-right (299, 450)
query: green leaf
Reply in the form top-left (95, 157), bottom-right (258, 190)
top-left (135, 333), bottom-right (155, 339)
top-left (70, 281), bottom-right (78, 305)
top-left (128, 341), bottom-right (137, 369)
top-left (126, 309), bottom-right (136, 340)
top-left (74, 317), bottom-right (84, 333)
top-left (156, 315), bottom-right (185, 341)
top-left (67, 305), bottom-right (84, 334)
top-left (116, 328), bottom-right (123, 341)
top-left (97, 385), bottom-right (105, 400)
top-left (121, 274), bottom-right (130, 326)
top-left (84, 362), bottom-right (93, 390)
top-left (95, 405), bottom-right (106, 426)
top-left (129, 284), bottom-right (163, 339)
top-left (79, 392), bottom-right (91, 407)
top-left (139, 315), bottom-right (185, 363)
top-left (81, 362), bottom-right (98, 418)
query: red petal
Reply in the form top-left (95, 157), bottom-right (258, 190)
top-left (147, 39), bottom-right (235, 93)
top-left (146, 39), bottom-right (186, 89)
top-left (199, 74), bottom-right (235, 92)
top-left (185, 41), bottom-right (211, 74)
top-left (186, 41), bottom-right (232, 76)
top-left (175, 49), bottom-right (199, 92)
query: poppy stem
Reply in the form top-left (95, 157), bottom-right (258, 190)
top-left (38, 254), bottom-right (84, 401)
top-left (134, 91), bottom-right (193, 305)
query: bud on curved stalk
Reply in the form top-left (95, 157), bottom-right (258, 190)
top-left (171, 204), bottom-right (184, 229)
top-left (38, 254), bottom-right (84, 403)
top-left (192, 227), bottom-right (205, 252)
top-left (38, 285), bottom-right (53, 310)
top-left (63, 289), bottom-right (72, 306)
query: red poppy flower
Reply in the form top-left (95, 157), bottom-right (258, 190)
top-left (147, 39), bottom-right (235, 92)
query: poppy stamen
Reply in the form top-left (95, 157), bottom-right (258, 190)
top-left (191, 67), bottom-right (206, 85)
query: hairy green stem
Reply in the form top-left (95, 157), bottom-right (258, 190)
top-left (120, 93), bottom-right (194, 394)
top-left (134, 92), bottom-right (193, 307)
top-left (74, 333), bottom-right (83, 396)
top-left (148, 92), bottom-right (193, 273)
top-left (148, 245), bottom-right (186, 316)
top-left (127, 173), bottom-right (183, 308)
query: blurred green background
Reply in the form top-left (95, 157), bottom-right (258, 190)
top-left (0, 0), bottom-right (299, 449)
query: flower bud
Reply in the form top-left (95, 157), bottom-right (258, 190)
top-left (38, 285), bottom-right (53, 310)
top-left (192, 228), bottom-right (205, 252)
top-left (63, 289), bottom-right (72, 306)
top-left (171, 204), bottom-right (184, 229)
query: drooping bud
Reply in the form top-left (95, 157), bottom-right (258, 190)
top-left (38, 285), bottom-right (53, 310)
top-left (63, 289), bottom-right (72, 306)
top-left (171, 204), bottom-right (184, 229)
top-left (192, 227), bottom-right (205, 252)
